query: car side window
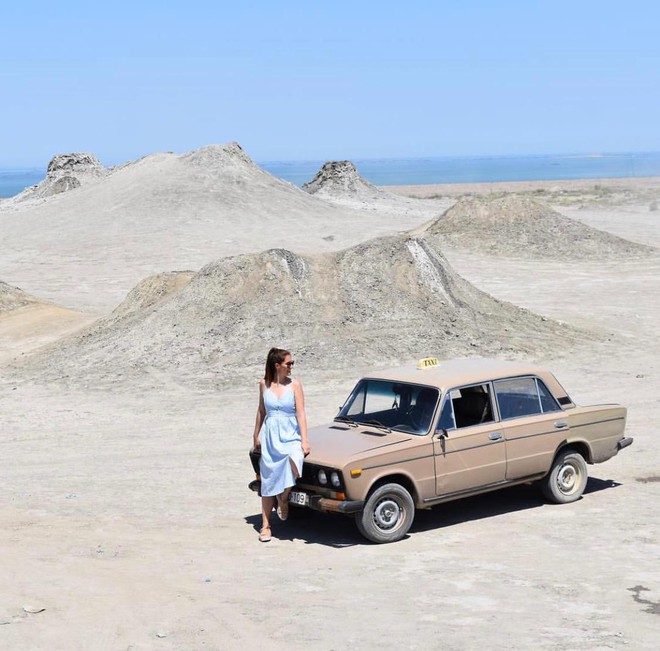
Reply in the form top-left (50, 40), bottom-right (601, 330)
top-left (495, 378), bottom-right (541, 419)
top-left (537, 379), bottom-right (562, 413)
top-left (443, 383), bottom-right (495, 429)
top-left (494, 377), bottom-right (561, 419)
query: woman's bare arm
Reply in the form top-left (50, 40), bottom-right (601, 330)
top-left (294, 380), bottom-right (310, 455)
top-left (253, 380), bottom-right (266, 448)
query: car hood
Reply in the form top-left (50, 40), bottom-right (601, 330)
top-left (306, 421), bottom-right (413, 468)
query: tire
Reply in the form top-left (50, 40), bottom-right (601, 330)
top-left (541, 449), bottom-right (588, 504)
top-left (356, 483), bottom-right (415, 543)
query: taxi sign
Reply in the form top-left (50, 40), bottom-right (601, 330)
top-left (416, 357), bottom-right (439, 369)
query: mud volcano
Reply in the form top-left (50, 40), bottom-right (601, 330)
top-left (2, 143), bottom-right (432, 311)
top-left (303, 161), bottom-right (382, 200)
top-left (426, 195), bottom-right (655, 258)
top-left (303, 160), bottom-right (447, 218)
top-left (0, 280), bottom-right (41, 312)
top-left (11, 153), bottom-right (107, 203)
top-left (16, 233), bottom-right (585, 385)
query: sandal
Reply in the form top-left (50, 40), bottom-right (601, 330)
top-left (277, 497), bottom-right (289, 521)
top-left (258, 526), bottom-right (272, 542)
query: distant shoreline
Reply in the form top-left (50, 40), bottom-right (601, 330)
top-left (3, 161), bottom-right (660, 199)
top-left (384, 176), bottom-right (660, 198)
top-left (4, 147), bottom-right (660, 197)
top-left (3, 174), bottom-right (660, 203)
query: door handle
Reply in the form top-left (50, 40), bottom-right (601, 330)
top-left (489, 432), bottom-right (503, 441)
top-left (554, 420), bottom-right (568, 429)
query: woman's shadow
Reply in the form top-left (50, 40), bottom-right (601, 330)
top-left (245, 508), bottom-right (362, 548)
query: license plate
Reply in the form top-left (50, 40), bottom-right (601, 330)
top-left (288, 490), bottom-right (308, 506)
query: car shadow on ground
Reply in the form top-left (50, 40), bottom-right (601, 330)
top-left (244, 476), bottom-right (622, 547)
top-left (584, 476), bottom-right (622, 494)
top-left (412, 476), bottom-right (622, 534)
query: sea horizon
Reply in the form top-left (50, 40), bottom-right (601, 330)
top-left (2, 150), bottom-right (660, 198)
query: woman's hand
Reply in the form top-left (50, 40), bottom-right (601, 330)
top-left (302, 440), bottom-right (311, 456)
top-left (253, 435), bottom-right (261, 450)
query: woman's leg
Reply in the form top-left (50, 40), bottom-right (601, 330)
top-left (277, 455), bottom-right (301, 518)
top-left (289, 455), bottom-right (300, 480)
top-left (279, 487), bottom-right (292, 505)
top-left (261, 495), bottom-right (275, 530)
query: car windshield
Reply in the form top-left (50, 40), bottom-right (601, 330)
top-left (336, 379), bottom-right (439, 435)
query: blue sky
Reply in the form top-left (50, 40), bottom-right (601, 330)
top-left (1, 0), bottom-right (659, 167)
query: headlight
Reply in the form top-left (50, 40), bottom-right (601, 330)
top-left (330, 471), bottom-right (341, 488)
top-left (317, 469), bottom-right (328, 485)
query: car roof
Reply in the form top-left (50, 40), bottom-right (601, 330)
top-left (365, 358), bottom-right (552, 392)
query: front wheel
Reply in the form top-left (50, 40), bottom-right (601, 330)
top-left (541, 449), bottom-right (588, 504)
top-left (356, 483), bottom-right (415, 543)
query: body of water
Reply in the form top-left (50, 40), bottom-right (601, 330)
top-left (2, 152), bottom-right (660, 198)
top-left (262, 151), bottom-right (660, 187)
top-left (0, 169), bottom-right (45, 198)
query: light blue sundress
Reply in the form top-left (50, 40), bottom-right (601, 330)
top-left (259, 384), bottom-right (304, 497)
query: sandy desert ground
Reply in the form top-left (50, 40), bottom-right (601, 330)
top-left (1, 147), bottom-right (659, 650)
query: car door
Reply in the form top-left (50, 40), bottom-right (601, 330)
top-left (433, 382), bottom-right (507, 496)
top-left (493, 376), bottom-right (569, 480)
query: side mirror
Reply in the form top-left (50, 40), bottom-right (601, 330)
top-left (436, 428), bottom-right (449, 439)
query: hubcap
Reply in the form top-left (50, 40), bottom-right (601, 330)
top-left (373, 497), bottom-right (401, 530)
top-left (557, 463), bottom-right (578, 493)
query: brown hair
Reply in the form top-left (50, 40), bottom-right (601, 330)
top-left (264, 347), bottom-right (291, 386)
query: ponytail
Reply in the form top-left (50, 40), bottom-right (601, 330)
top-left (264, 347), bottom-right (290, 385)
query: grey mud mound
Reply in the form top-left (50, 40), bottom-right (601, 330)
top-left (303, 161), bottom-right (379, 199)
top-left (1, 142), bottom-right (432, 311)
top-left (426, 195), bottom-right (656, 258)
top-left (303, 160), bottom-right (450, 218)
top-left (111, 271), bottom-right (195, 319)
top-left (10, 153), bottom-right (107, 204)
top-left (0, 280), bottom-right (40, 312)
top-left (16, 235), bottom-right (584, 385)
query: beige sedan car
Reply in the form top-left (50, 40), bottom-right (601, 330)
top-left (249, 358), bottom-right (632, 543)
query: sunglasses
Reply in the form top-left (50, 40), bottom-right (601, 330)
top-left (283, 361), bottom-right (295, 367)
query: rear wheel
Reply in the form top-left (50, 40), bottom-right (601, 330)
top-left (541, 449), bottom-right (588, 503)
top-left (356, 483), bottom-right (415, 543)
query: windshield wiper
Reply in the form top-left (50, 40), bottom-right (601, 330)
top-left (334, 415), bottom-right (358, 427)
top-left (362, 419), bottom-right (392, 433)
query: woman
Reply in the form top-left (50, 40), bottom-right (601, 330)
top-left (253, 347), bottom-right (310, 542)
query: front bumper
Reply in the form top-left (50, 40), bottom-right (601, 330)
top-left (248, 448), bottom-right (363, 513)
top-left (308, 494), bottom-right (365, 514)
top-left (247, 480), bottom-right (364, 514)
